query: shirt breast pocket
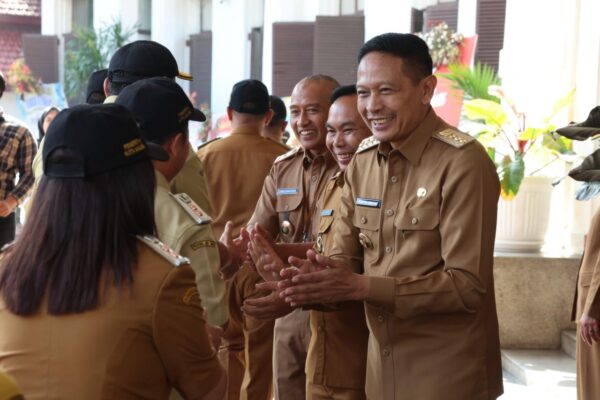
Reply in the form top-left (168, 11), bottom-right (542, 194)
top-left (352, 207), bottom-right (381, 264)
top-left (394, 207), bottom-right (441, 266)
top-left (275, 192), bottom-right (303, 239)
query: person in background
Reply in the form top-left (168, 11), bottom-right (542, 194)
top-left (0, 72), bottom-right (36, 249)
top-left (198, 79), bottom-right (288, 400)
top-left (85, 68), bottom-right (107, 104)
top-left (36, 106), bottom-right (59, 144)
top-left (0, 104), bottom-right (225, 399)
top-left (261, 95), bottom-right (290, 147)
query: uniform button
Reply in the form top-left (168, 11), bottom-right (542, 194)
top-left (361, 217), bottom-right (367, 224)
top-left (390, 176), bottom-right (398, 183)
top-left (382, 347), bottom-right (391, 357)
top-left (311, 175), bottom-right (317, 182)
top-left (385, 246), bottom-right (392, 253)
top-left (411, 217), bottom-right (418, 225)
top-left (386, 209), bottom-right (394, 217)
top-left (318, 325), bottom-right (324, 332)
top-left (377, 314), bottom-right (384, 323)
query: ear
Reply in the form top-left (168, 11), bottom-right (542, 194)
top-left (164, 132), bottom-right (185, 157)
top-left (227, 107), bottom-right (233, 121)
top-left (103, 77), bottom-right (109, 97)
top-left (421, 75), bottom-right (437, 105)
top-left (264, 109), bottom-right (275, 126)
top-left (280, 120), bottom-right (288, 131)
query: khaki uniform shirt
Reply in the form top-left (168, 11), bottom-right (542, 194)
top-left (248, 147), bottom-right (339, 243)
top-left (307, 171), bottom-right (369, 390)
top-left (155, 171), bottom-right (228, 326)
top-left (197, 125), bottom-right (288, 237)
top-left (171, 146), bottom-right (214, 217)
top-left (0, 240), bottom-right (223, 399)
top-left (329, 109), bottom-right (503, 400)
top-left (574, 208), bottom-right (600, 399)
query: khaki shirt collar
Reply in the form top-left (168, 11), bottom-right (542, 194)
top-left (230, 124), bottom-right (261, 136)
top-left (377, 107), bottom-right (439, 166)
top-left (301, 146), bottom-right (337, 170)
top-left (155, 170), bottom-right (170, 189)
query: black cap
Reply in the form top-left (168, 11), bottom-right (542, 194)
top-left (108, 40), bottom-right (193, 84)
top-left (556, 106), bottom-right (600, 141)
top-left (228, 79), bottom-right (270, 115)
top-left (85, 69), bottom-right (107, 103)
top-left (115, 77), bottom-right (206, 143)
top-left (269, 95), bottom-right (286, 122)
top-left (43, 104), bottom-right (168, 178)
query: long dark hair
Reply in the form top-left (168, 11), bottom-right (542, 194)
top-left (0, 150), bottom-right (156, 315)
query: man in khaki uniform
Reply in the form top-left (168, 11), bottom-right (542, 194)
top-left (30, 41), bottom-right (214, 217)
top-left (281, 33), bottom-right (503, 400)
top-left (245, 75), bottom-right (340, 400)
top-left (115, 78), bottom-right (228, 327)
top-left (197, 79), bottom-right (288, 400)
top-left (261, 95), bottom-right (290, 147)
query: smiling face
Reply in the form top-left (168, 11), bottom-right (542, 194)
top-left (289, 81), bottom-right (334, 156)
top-left (356, 51), bottom-right (436, 147)
top-left (326, 94), bottom-right (372, 170)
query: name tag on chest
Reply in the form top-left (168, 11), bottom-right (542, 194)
top-left (277, 188), bottom-right (299, 196)
top-left (355, 197), bottom-right (381, 208)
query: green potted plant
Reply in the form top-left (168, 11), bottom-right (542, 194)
top-left (438, 62), bottom-right (501, 102)
top-left (463, 86), bottom-right (575, 200)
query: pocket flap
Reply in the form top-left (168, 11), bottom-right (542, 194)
top-left (352, 207), bottom-right (380, 231)
top-left (395, 207), bottom-right (439, 230)
top-left (275, 191), bottom-right (303, 212)
top-left (318, 215), bottom-right (334, 234)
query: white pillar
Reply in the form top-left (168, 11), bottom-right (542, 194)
top-left (457, 0), bottom-right (477, 36)
top-left (41, 0), bottom-right (71, 35)
top-left (363, 0), bottom-right (412, 41)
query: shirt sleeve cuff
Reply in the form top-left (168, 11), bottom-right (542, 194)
top-left (366, 275), bottom-right (395, 312)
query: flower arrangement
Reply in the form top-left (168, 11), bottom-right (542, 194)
top-left (463, 86), bottom-right (575, 200)
top-left (418, 22), bottom-right (464, 69)
top-left (6, 58), bottom-right (43, 97)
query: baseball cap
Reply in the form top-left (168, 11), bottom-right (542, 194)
top-left (115, 77), bottom-right (206, 143)
top-left (229, 79), bottom-right (270, 115)
top-left (86, 68), bottom-right (107, 103)
top-left (556, 106), bottom-right (600, 141)
top-left (43, 104), bottom-right (168, 178)
top-left (108, 40), bottom-right (193, 84)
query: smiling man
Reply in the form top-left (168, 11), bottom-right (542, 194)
top-left (281, 33), bottom-right (504, 400)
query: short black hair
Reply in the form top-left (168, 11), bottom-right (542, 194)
top-left (0, 72), bottom-right (5, 98)
top-left (268, 95), bottom-right (286, 126)
top-left (330, 84), bottom-right (357, 104)
top-left (358, 33), bottom-right (433, 83)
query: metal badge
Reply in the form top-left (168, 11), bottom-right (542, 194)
top-left (358, 232), bottom-right (373, 249)
top-left (417, 187), bottom-right (427, 198)
top-left (281, 220), bottom-right (294, 236)
top-left (316, 234), bottom-right (324, 254)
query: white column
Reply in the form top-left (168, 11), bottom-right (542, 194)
top-left (457, 0), bottom-right (477, 36)
top-left (363, 0), bottom-right (412, 41)
top-left (41, 0), bottom-right (72, 35)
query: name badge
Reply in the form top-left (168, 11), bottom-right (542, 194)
top-left (277, 188), bottom-right (299, 196)
top-left (320, 209), bottom-right (334, 216)
top-left (356, 197), bottom-right (381, 208)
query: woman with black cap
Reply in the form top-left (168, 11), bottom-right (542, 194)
top-left (0, 104), bottom-right (225, 399)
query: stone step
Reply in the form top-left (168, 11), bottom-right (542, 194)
top-left (561, 329), bottom-right (577, 359)
top-left (502, 349), bottom-right (576, 390)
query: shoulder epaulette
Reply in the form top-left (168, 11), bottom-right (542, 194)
top-left (274, 146), bottom-right (301, 163)
top-left (169, 193), bottom-right (213, 225)
top-left (433, 128), bottom-right (474, 148)
top-left (137, 235), bottom-right (190, 267)
top-left (357, 136), bottom-right (380, 153)
top-left (197, 137), bottom-right (221, 150)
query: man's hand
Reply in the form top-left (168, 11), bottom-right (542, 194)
top-left (0, 196), bottom-right (18, 218)
top-left (248, 232), bottom-right (285, 282)
top-left (580, 313), bottom-right (600, 345)
top-left (218, 221), bottom-right (247, 279)
top-left (241, 281), bottom-right (293, 320)
top-left (279, 250), bottom-right (369, 307)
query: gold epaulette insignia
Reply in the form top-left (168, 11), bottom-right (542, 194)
top-left (197, 137), bottom-right (221, 150)
top-left (433, 129), bottom-right (474, 148)
top-left (357, 136), bottom-right (380, 153)
top-left (274, 146), bottom-right (301, 163)
top-left (137, 235), bottom-right (191, 267)
top-left (170, 193), bottom-right (213, 225)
